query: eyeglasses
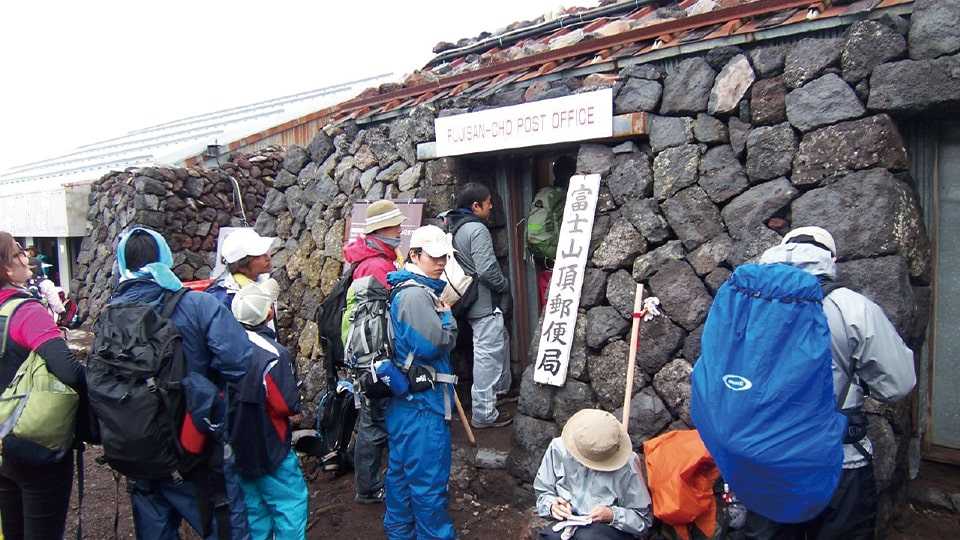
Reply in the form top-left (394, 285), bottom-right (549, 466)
top-left (11, 242), bottom-right (29, 265)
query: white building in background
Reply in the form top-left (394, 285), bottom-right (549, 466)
top-left (0, 73), bottom-right (393, 293)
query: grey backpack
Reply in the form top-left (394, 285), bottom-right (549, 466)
top-left (343, 276), bottom-right (394, 371)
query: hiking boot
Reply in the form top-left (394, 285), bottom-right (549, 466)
top-left (354, 488), bottom-right (385, 505)
top-left (470, 410), bottom-right (514, 429)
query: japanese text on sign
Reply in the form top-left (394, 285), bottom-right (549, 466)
top-left (434, 89), bottom-right (613, 157)
top-left (534, 174), bottom-right (602, 387)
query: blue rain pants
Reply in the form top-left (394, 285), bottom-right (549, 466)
top-left (383, 402), bottom-right (455, 540)
top-left (130, 446), bottom-right (251, 540)
top-left (239, 451), bottom-right (308, 540)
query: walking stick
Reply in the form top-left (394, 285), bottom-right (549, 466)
top-left (452, 388), bottom-right (477, 446)
top-left (622, 285), bottom-right (645, 428)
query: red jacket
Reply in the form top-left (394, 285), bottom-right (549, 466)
top-left (344, 235), bottom-right (398, 288)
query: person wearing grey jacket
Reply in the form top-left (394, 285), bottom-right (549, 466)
top-left (535, 409), bottom-right (652, 539)
top-left (746, 226), bottom-right (916, 540)
top-left (444, 183), bottom-right (513, 428)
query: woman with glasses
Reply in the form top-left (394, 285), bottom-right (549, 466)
top-left (0, 231), bottom-right (85, 540)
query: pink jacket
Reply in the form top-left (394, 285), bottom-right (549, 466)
top-left (343, 235), bottom-right (398, 289)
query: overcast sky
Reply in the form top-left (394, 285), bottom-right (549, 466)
top-left (0, 0), bottom-right (576, 173)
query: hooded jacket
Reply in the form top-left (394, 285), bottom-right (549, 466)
top-left (760, 243), bottom-right (916, 467)
top-left (109, 279), bottom-right (251, 422)
top-left (445, 209), bottom-right (508, 320)
top-left (340, 236), bottom-right (399, 345)
top-left (230, 324), bottom-right (300, 478)
top-left (344, 235), bottom-right (398, 289)
top-left (387, 268), bottom-right (458, 417)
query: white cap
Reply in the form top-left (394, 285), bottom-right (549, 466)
top-left (232, 278), bottom-right (280, 326)
top-left (222, 228), bottom-right (277, 264)
top-left (409, 225), bottom-right (456, 258)
top-left (781, 226), bottom-right (837, 257)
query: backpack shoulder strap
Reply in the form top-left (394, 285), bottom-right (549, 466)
top-left (0, 296), bottom-right (37, 358)
top-left (821, 279), bottom-right (848, 298)
top-left (159, 288), bottom-right (189, 320)
top-left (821, 285), bottom-right (860, 410)
top-left (388, 280), bottom-right (431, 303)
top-left (449, 215), bottom-right (483, 244)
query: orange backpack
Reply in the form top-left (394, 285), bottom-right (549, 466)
top-left (643, 429), bottom-right (723, 540)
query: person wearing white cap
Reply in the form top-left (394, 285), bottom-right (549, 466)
top-left (534, 409), bottom-right (653, 539)
top-left (748, 226), bottom-right (915, 539)
top-left (382, 225), bottom-right (460, 540)
top-left (341, 200), bottom-right (407, 505)
top-left (229, 280), bottom-right (309, 540)
top-left (206, 228), bottom-right (277, 312)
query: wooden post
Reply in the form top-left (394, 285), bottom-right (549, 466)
top-left (453, 388), bottom-right (476, 446)
top-left (621, 285), bottom-right (645, 428)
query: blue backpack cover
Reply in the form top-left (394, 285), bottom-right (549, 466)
top-left (690, 263), bottom-right (846, 523)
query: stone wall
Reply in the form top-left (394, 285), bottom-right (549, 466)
top-left (251, 109), bottom-right (472, 409)
top-left (74, 148), bottom-right (278, 322)
top-left (504, 9), bottom-right (959, 535)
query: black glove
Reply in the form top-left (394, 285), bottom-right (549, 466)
top-left (359, 370), bottom-right (392, 399)
top-left (407, 365), bottom-right (436, 393)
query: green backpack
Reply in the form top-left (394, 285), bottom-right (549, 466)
top-left (526, 187), bottom-right (566, 261)
top-left (0, 297), bottom-right (78, 464)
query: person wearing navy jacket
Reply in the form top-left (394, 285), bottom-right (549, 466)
top-left (230, 279), bottom-right (308, 540)
top-left (110, 228), bottom-right (253, 540)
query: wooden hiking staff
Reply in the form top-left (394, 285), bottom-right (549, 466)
top-left (622, 284), bottom-right (645, 428)
top-left (452, 387), bottom-right (476, 446)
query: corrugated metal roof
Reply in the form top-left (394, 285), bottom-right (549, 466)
top-left (0, 73), bottom-right (394, 196)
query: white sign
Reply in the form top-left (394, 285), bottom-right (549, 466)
top-left (534, 174), bottom-right (602, 387)
top-left (434, 89), bottom-right (613, 157)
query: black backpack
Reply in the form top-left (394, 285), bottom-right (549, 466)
top-left (311, 380), bottom-right (358, 473)
top-left (87, 288), bottom-right (199, 480)
top-left (316, 266), bottom-right (353, 383)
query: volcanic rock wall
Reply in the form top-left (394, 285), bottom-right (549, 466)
top-left (250, 109), bottom-right (518, 409)
top-left (73, 149), bottom-right (278, 322)
top-left (504, 11), bottom-right (955, 534)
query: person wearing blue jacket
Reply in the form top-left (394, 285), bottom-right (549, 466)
top-left (111, 227), bottom-right (253, 540)
top-left (229, 278), bottom-right (308, 540)
top-left (384, 225), bottom-right (459, 540)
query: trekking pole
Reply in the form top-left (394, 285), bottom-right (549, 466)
top-left (452, 388), bottom-right (476, 446)
top-left (622, 285), bottom-right (645, 428)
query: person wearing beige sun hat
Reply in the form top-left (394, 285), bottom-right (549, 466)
top-left (341, 199), bottom-right (408, 505)
top-left (534, 409), bottom-right (653, 539)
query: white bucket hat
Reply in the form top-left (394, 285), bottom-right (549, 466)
top-left (222, 228), bottom-right (277, 264)
top-left (232, 278), bottom-right (280, 326)
top-left (560, 409), bottom-right (633, 472)
top-left (781, 226), bottom-right (837, 257)
top-left (409, 225), bottom-right (456, 258)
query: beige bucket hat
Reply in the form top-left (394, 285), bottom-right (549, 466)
top-left (365, 200), bottom-right (407, 234)
top-left (560, 409), bottom-right (633, 472)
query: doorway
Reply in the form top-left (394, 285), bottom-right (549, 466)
top-left (494, 150), bottom-right (578, 375)
top-left (909, 120), bottom-right (960, 463)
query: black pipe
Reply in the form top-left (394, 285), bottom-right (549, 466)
top-left (425, 0), bottom-right (663, 69)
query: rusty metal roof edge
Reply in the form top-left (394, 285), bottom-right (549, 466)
top-left (356, 61), bottom-right (621, 127)
top-left (339, 0), bottom-right (820, 114)
top-left (357, 2), bottom-right (914, 129)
